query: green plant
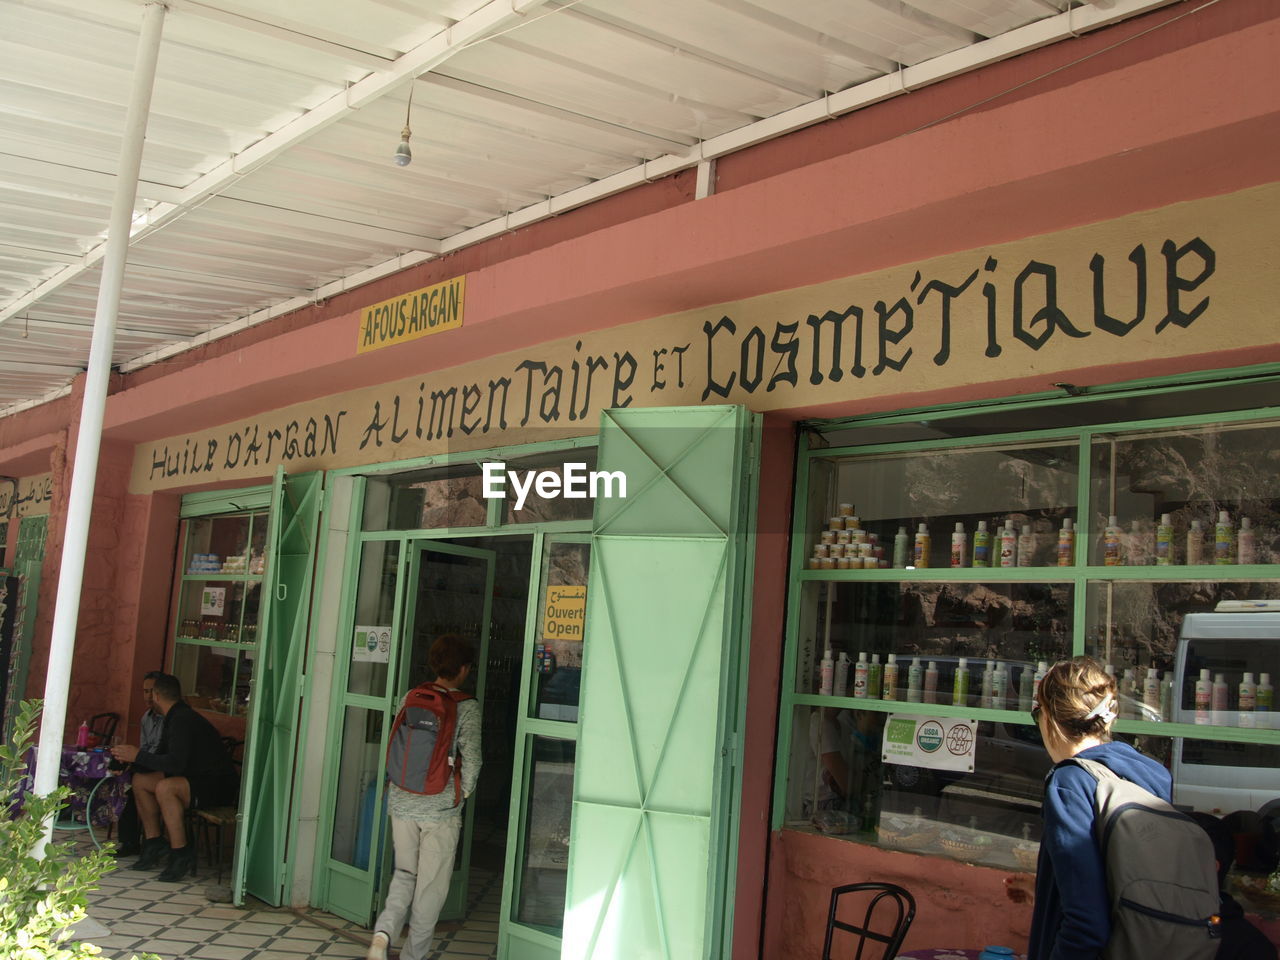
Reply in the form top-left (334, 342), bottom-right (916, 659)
top-left (0, 699), bottom-right (157, 960)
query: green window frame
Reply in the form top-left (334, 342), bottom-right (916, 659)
top-left (772, 367), bottom-right (1280, 852)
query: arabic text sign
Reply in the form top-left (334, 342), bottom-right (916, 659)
top-left (883, 714), bottom-right (977, 773)
top-left (542, 585), bottom-right (587, 641)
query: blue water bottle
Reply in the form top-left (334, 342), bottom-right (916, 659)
top-left (979, 947), bottom-right (1016, 960)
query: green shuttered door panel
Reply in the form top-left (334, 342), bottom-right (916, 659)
top-left (235, 469), bottom-right (324, 906)
top-left (564, 406), bottom-right (752, 960)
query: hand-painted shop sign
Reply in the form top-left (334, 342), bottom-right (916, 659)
top-left (883, 714), bottom-right (977, 773)
top-left (2, 474), bottom-right (53, 517)
top-left (131, 184), bottom-right (1280, 493)
top-left (357, 275), bottom-right (465, 354)
top-left (542, 586), bottom-right (587, 641)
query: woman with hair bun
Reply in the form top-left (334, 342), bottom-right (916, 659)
top-left (1005, 656), bottom-right (1172, 960)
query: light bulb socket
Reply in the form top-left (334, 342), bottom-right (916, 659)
top-left (393, 127), bottom-right (412, 167)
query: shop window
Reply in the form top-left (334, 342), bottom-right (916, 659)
top-left (779, 397), bottom-right (1280, 910)
top-left (515, 736), bottom-right (576, 933)
top-left (529, 540), bottom-right (590, 722)
top-left (501, 449), bottom-right (599, 524)
top-left (363, 465), bottom-right (488, 531)
top-left (170, 509), bottom-right (268, 716)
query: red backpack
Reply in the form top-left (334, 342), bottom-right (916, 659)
top-left (385, 682), bottom-right (472, 804)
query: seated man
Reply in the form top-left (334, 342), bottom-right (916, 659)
top-left (110, 673), bottom-right (239, 882)
top-left (114, 669), bottom-right (165, 857)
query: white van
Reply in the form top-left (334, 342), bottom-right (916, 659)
top-left (1169, 610), bottom-right (1280, 815)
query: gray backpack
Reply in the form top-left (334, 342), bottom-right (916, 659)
top-left (1067, 757), bottom-right (1221, 960)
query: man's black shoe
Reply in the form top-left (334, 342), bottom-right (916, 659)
top-left (157, 845), bottom-right (197, 883)
top-left (131, 836), bottom-right (168, 870)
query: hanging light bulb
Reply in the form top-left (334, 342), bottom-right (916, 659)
top-left (392, 83), bottom-right (414, 167)
top-left (393, 124), bottom-right (412, 166)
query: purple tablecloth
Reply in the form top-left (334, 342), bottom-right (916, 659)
top-left (898, 951), bottom-right (1026, 960)
top-left (15, 747), bottom-right (130, 827)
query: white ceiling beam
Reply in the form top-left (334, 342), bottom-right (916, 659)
top-left (0, 0), bottom-right (552, 328)
top-left (0, 154), bottom-right (183, 204)
top-left (198, 195), bottom-right (442, 252)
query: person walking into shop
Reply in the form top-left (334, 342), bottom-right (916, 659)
top-left (366, 634), bottom-right (482, 960)
top-left (113, 669), bottom-right (165, 857)
top-left (110, 673), bottom-right (239, 882)
top-left (1015, 657), bottom-right (1173, 960)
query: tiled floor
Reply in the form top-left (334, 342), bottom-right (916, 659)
top-left (63, 831), bottom-right (500, 960)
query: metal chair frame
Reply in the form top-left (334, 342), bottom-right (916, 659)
top-left (822, 881), bottom-right (917, 960)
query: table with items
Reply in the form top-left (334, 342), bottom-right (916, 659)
top-left (16, 747), bottom-right (131, 832)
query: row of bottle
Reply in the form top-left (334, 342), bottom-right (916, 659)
top-left (1190, 668), bottom-right (1274, 726)
top-left (177, 617), bottom-right (257, 643)
top-left (894, 519), bottom-right (1075, 569)
top-left (817, 651), bottom-right (1051, 709)
top-left (1106, 512), bottom-right (1260, 566)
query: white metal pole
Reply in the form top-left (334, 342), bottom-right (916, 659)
top-left (33, 0), bottom-right (168, 852)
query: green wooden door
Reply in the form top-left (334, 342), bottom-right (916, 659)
top-left (563, 406), bottom-right (755, 960)
top-left (234, 469), bottom-right (325, 906)
top-left (2, 515), bottom-right (47, 740)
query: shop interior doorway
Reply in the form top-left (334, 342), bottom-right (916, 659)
top-left (391, 533), bottom-right (532, 939)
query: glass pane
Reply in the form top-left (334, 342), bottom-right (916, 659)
top-left (362, 465), bottom-right (488, 531)
top-left (515, 736), bottom-right (575, 933)
top-left (241, 581), bottom-right (261, 644)
top-left (501, 450), bottom-right (599, 524)
top-left (175, 580), bottom-right (246, 642)
top-left (172, 642), bottom-right (236, 712)
top-left (248, 510), bottom-right (268, 575)
top-left (404, 549), bottom-right (488, 691)
top-left (1083, 580), bottom-right (1280, 724)
top-left (795, 580), bottom-right (1073, 705)
top-left (530, 541), bottom-right (590, 721)
top-left (807, 440), bottom-right (1079, 569)
top-left (348, 540), bottom-right (401, 697)
top-left (783, 705), bottom-right (1053, 871)
top-left (184, 514), bottom-right (252, 574)
top-left (233, 648), bottom-right (254, 718)
top-left (330, 706), bottom-right (386, 868)
top-left (1087, 418), bottom-right (1280, 566)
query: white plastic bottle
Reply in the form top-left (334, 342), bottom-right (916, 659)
top-left (924, 661), bottom-right (939, 704)
top-left (972, 521), bottom-right (991, 568)
top-left (1237, 517), bottom-right (1257, 565)
top-left (1143, 668), bottom-right (1161, 717)
top-left (907, 657), bottom-right (923, 703)
top-left (950, 522), bottom-right (968, 568)
top-left (953, 657), bottom-right (970, 707)
top-left (1160, 671), bottom-right (1173, 722)
top-left (1211, 672), bottom-right (1229, 725)
top-left (869, 654), bottom-right (882, 701)
top-left (1239, 672), bottom-right (1257, 728)
top-left (1194, 668), bottom-right (1212, 724)
top-left (1187, 519), bottom-right (1205, 565)
top-left (999, 525), bottom-right (1017, 568)
top-left (819, 648), bottom-right (834, 696)
top-left (1019, 666), bottom-right (1034, 711)
top-left (1258, 673), bottom-right (1273, 712)
top-left (1155, 513), bottom-right (1174, 566)
top-left (1121, 668), bottom-right (1137, 719)
top-left (992, 663), bottom-right (1009, 711)
top-left (1057, 518), bottom-right (1074, 566)
top-left (1017, 524), bottom-right (1035, 567)
top-left (893, 526), bottom-right (910, 569)
top-left (980, 660), bottom-right (995, 709)
top-left (1215, 510), bottom-right (1234, 565)
top-left (1033, 660), bottom-right (1048, 704)
top-left (834, 652), bottom-right (850, 698)
top-left (1103, 515), bottom-right (1123, 566)
top-left (853, 652), bottom-right (869, 699)
top-left (913, 523), bottom-right (931, 568)
top-left (883, 654), bottom-right (900, 701)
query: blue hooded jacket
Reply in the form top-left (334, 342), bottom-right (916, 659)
top-left (1028, 740), bottom-right (1172, 960)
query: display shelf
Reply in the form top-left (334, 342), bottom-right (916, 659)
top-left (179, 572), bottom-right (263, 582)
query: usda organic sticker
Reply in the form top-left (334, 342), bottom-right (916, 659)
top-left (882, 714), bottom-right (977, 772)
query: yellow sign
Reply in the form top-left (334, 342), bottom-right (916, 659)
top-left (357, 275), bottom-right (465, 353)
top-left (543, 585), bottom-right (587, 641)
